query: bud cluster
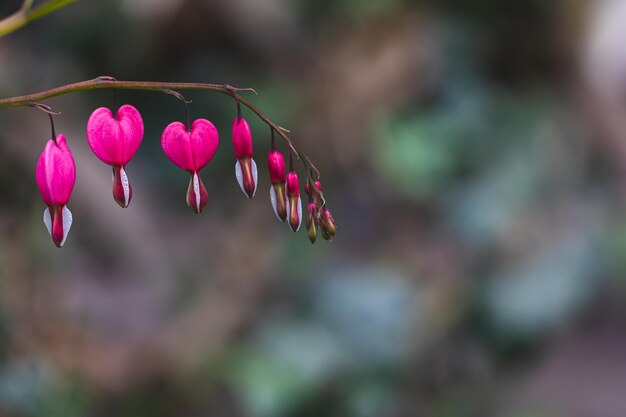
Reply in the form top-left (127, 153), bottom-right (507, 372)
top-left (34, 98), bottom-right (336, 247)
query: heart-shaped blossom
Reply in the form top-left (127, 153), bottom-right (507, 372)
top-left (286, 169), bottom-right (302, 232)
top-left (232, 117), bottom-right (257, 198)
top-left (36, 134), bottom-right (76, 247)
top-left (268, 148), bottom-right (287, 222)
top-left (86, 104), bottom-right (144, 208)
top-left (161, 119), bottom-right (219, 213)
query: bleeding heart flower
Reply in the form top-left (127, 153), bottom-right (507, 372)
top-left (161, 119), bottom-right (219, 213)
top-left (36, 134), bottom-right (76, 247)
top-left (268, 147), bottom-right (287, 222)
top-left (286, 169), bottom-right (302, 232)
top-left (232, 117), bottom-right (257, 198)
top-left (86, 104), bottom-right (144, 208)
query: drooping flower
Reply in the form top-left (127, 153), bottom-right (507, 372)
top-left (286, 167), bottom-right (302, 232)
top-left (36, 134), bottom-right (76, 247)
top-left (268, 143), bottom-right (287, 222)
top-left (86, 104), bottom-right (144, 208)
top-left (232, 117), bottom-right (257, 198)
top-left (161, 119), bottom-right (219, 213)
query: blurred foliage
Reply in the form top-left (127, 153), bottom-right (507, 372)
top-left (1, 0), bottom-right (626, 417)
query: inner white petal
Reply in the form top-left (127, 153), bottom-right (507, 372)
top-left (193, 172), bottom-right (201, 212)
top-left (120, 166), bottom-right (130, 207)
top-left (60, 206), bottom-right (73, 247)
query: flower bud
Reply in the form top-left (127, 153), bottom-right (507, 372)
top-left (319, 206), bottom-right (337, 241)
top-left (268, 149), bottom-right (287, 222)
top-left (306, 202), bottom-right (317, 243)
top-left (36, 134), bottom-right (76, 247)
top-left (305, 180), bottom-right (319, 243)
top-left (268, 150), bottom-right (287, 184)
top-left (232, 117), bottom-right (257, 198)
top-left (304, 180), bottom-right (324, 213)
top-left (304, 180), bottom-right (322, 196)
top-left (87, 104), bottom-right (144, 208)
top-left (286, 170), bottom-right (302, 232)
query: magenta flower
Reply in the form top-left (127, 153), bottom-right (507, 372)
top-left (232, 117), bottom-right (258, 198)
top-left (86, 104), bottom-right (144, 208)
top-left (161, 119), bottom-right (219, 213)
top-left (268, 148), bottom-right (287, 222)
top-left (286, 169), bottom-right (302, 232)
top-left (36, 134), bottom-right (76, 247)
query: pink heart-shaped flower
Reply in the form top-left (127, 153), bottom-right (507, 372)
top-left (161, 119), bottom-right (219, 172)
top-left (86, 104), bottom-right (144, 166)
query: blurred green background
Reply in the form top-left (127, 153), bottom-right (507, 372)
top-left (2, 0), bottom-right (626, 416)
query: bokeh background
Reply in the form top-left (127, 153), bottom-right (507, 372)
top-left (1, 0), bottom-right (626, 416)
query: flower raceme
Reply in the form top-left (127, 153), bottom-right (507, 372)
top-left (86, 104), bottom-right (144, 208)
top-left (161, 119), bottom-right (219, 213)
top-left (19, 79), bottom-right (336, 246)
top-left (232, 117), bottom-right (258, 198)
top-left (36, 134), bottom-right (76, 247)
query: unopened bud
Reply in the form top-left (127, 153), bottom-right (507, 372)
top-left (306, 201), bottom-right (317, 243)
top-left (286, 170), bottom-right (302, 232)
top-left (319, 206), bottom-right (336, 241)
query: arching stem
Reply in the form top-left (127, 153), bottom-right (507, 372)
top-left (1, 76), bottom-right (321, 182)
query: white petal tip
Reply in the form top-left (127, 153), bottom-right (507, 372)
top-left (120, 167), bottom-right (131, 207)
top-left (296, 196), bottom-right (302, 231)
top-left (43, 208), bottom-right (52, 236)
top-left (251, 158), bottom-right (258, 197)
top-left (61, 206), bottom-right (73, 246)
top-left (270, 187), bottom-right (281, 221)
top-left (235, 160), bottom-right (246, 196)
top-left (193, 172), bottom-right (201, 213)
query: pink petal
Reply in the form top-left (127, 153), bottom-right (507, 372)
top-left (35, 134), bottom-right (76, 206)
top-left (232, 118), bottom-right (253, 159)
top-left (86, 105), bottom-right (144, 166)
top-left (189, 119), bottom-right (219, 170)
top-left (161, 119), bottom-right (219, 172)
top-left (268, 151), bottom-right (287, 184)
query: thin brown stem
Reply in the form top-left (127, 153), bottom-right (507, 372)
top-left (0, 76), bottom-right (321, 181)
